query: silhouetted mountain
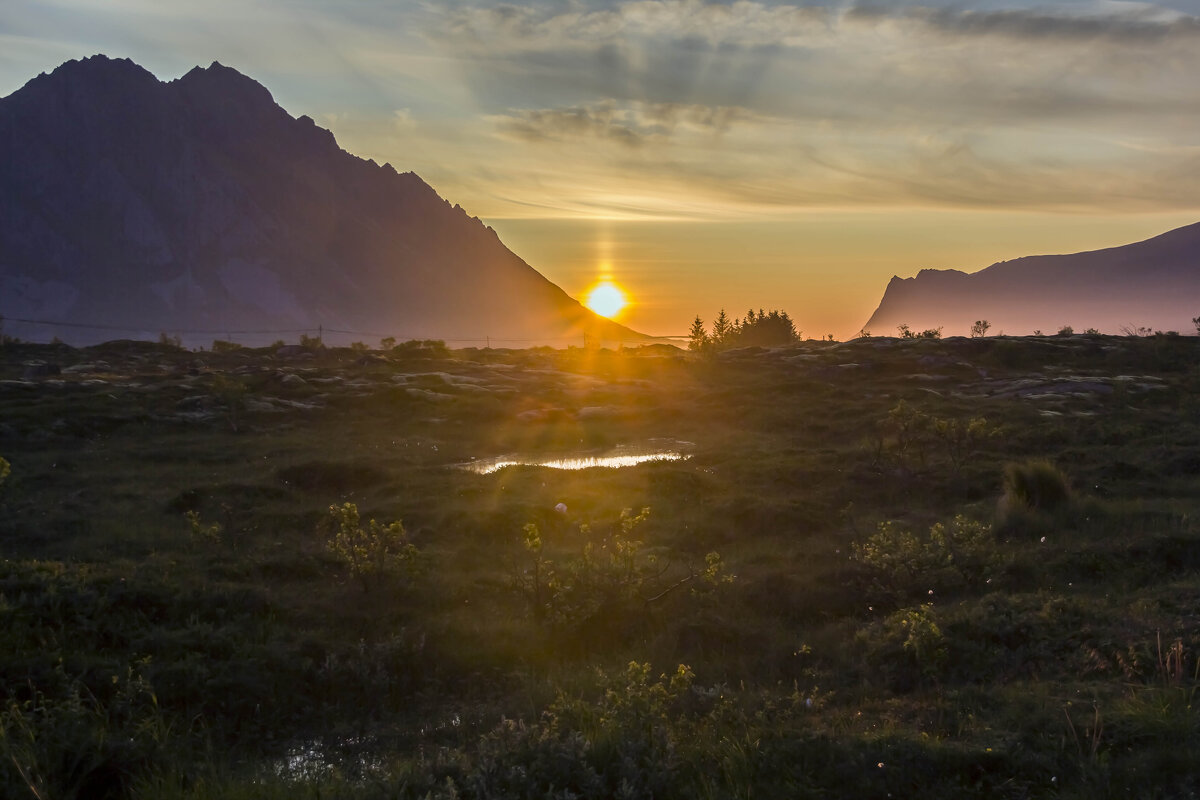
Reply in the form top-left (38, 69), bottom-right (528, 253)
top-left (862, 223), bottom-right (1200, 337)
top-left (0, 55), bottom-right (644, 346)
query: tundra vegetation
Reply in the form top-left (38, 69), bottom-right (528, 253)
top-left (0, 331), bottom-right (1199, 798)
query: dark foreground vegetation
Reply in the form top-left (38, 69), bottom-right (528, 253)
top-left (1, 333), bottom-right (1199, 798)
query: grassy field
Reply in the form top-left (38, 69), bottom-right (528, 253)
top-left (1, 333), bottom-right (1198, 798)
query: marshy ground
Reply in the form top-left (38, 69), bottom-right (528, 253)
top-left (1, 333), bottom-right (1198, 798)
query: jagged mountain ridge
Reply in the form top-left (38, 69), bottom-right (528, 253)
top-left (862, 222), bottom-right (1200, 337)
top-left (0, 55), bottom-right (643, 346)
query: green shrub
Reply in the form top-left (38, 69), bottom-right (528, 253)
top-left (183, 510), bottom-right (223, 546)
top-left (474, 661), bottom-right (700, 798)
top-left (932, 416), bottom-right (998, 476)
top-left (514, 508), bottom-right (731, 642)
top-left (856, 602), bottom-right (948, 688)
top-left (896, 324), bottom-right (942, 339)
top-left (393, 339), bottom-right (450, 358)
top-left (852, 515), bottom-right (998, 601)
top-left (1, 663), bottom-right (168, 800)
top-left (324, 502), bottom-right (418, 593)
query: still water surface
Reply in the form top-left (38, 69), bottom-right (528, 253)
top-left (463, 441), bottom-right (692, 474)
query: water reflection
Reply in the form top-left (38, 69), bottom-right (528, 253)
top-left (464, 442), bottom-right (692, 474)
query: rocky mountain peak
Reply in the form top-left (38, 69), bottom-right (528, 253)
top-left (0, 57), bottom-right (643, 347)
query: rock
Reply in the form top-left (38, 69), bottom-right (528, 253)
top-left (176, 395), bottom-right (211, 410)
top-left (244, 398), bottom-right (278, 413)
top-left (405, 387), bottom-right (453, 402)
top-left (22, 361), bottom-right (61, 379)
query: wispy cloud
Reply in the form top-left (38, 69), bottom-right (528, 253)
top-left (400, 0), bottom-right (1200, 217)
top-left (3, 0), bottom-right (1199, 220)
top-left (489, 99), bottom-right (759, 147)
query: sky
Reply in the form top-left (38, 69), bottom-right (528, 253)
top-left (3, 0), bottom-right (1200, 338)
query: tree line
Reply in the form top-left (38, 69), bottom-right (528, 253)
top-left (689, 308), bottom-right (799, 351)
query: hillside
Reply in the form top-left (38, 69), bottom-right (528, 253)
top-left (0, 56), bottom-right (643, 347)
top-left (862, 222), bottom-right (1200, 336)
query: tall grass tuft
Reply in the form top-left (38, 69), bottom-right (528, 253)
top-left (1002, 460), bottom-right (1071, 513)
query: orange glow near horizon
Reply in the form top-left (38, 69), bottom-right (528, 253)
top-left (585, 281), bottom-right (627, 319)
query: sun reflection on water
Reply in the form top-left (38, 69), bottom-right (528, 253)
top-left (463, 444), bottom-right (691, 474)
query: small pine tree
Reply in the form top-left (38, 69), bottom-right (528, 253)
top-left (712, 309), bottom-right (733, 346)
top-left (688, 315), bottom-right (709, 352)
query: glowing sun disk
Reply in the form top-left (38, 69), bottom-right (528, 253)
top-left (585, 282), bottom-right (627, 318)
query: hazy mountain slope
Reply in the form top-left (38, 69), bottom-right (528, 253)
top-left (0, 55), bottom-right (643, 346)
top-left (862, 222), bottom-right (1200, 337)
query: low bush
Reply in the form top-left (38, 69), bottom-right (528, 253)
top-left (852, 514), bottom-right (999, 602)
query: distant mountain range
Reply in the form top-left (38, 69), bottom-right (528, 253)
top-left (0, 55), bottom-right (643, 347)
top-left (863, 223), bottom-right (1200, 337)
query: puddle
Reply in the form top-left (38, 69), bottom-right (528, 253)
top-left (273, 737), bottom-right (384, 781)
top-left (463, 441), bottom-right (693, 474)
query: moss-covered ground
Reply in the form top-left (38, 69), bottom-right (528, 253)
top-left (1, 333), bottom-right (1198, 798)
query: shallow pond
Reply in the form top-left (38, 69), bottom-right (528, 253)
top-left (462, 440), bottom-right (693, 474)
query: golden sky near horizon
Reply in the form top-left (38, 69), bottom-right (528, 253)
top-left (3, 0), bottom-right (1200, 337)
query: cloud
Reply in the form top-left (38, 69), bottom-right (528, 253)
top-left (425, 1), bottom-right (1200, 131)
top-left (433, 1), bottom-right (1200, 53)
top-left (489, 99), bottom-right (760, 146)
top-left (393, 108), bottom-right (416, 132)
top-left (434, 1), bottom-right (834, 51)
top-left (886, 5), bottom-right (1200, 43)
top-left (7, 0), bottom-right (1200, 221)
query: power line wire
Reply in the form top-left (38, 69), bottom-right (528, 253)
top-left (1, 315), bottom-right (689, 343)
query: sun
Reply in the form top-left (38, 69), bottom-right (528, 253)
top-left (585, 281), bottom-right (627, 318)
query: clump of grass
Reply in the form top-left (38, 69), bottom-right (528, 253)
top-left (1002, 460), bottom-right (1071, 513)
